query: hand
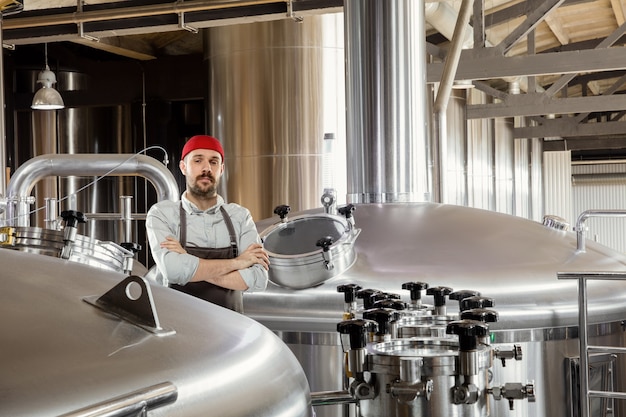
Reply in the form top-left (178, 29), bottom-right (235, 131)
top-left (239, 243), bottom-right (270, 270)
top-left (160, 236), bottom-right (187, 254)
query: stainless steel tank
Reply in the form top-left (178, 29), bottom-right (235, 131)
top-left (247, 202), bottom-right (626, 417)
top-left (1, 248), bottom-right (312, 417)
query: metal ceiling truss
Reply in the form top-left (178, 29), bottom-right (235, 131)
top-left (5, 0), bottom-right (626, 146)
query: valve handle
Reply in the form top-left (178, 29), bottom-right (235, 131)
top-left (461, 308), bottom-right (499, 323)
top-left (273, 205), bottom-right (291, 220)
top-left (401, 281), bottom-right (429, 301)
top-left (338, 204), bottom-right (356, 219)
top-left (316, 236), bottom-right (334, 252)
top-left (426, 286), bottom-right (453, 307)
top-left (120, 242), bottom-right (142, 254)
top-left (357, 289), bottom-right (384, 310)
top-left (337, 284), bottom-right (362, 303)
top-left (450, 289), bottom-right (481, 302)
top-left (363, 308), bottom-right (401, 336)
top-left (61, 210), bottom-right (86, 228)
top-left (461, 296), bottom-right (495, 311)
top-left (371, 299), bottom-right (408, 311)
top-left (337, 319), bottom-right (378, 349)
top-left (446, 319), bottom-right (489, 351)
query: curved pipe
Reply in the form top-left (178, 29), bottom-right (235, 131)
top-left (575, 209), bottom-right (626, 252)
top-left (6, 153), bottom-right (179, 227)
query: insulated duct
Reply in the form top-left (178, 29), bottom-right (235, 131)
top-left (344, 0), bottom-right (429, 203)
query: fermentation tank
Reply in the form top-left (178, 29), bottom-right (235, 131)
top-left (0, 248), bottom-right (313, 417)
top-left (247, 202), bottom-right (626, 417)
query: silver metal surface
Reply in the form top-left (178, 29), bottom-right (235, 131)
top-left (1, 248), bottom-right (312, 417)
top-left (204, 14), bottom-right (345, 220)
top-left (344, 0), bottom-right (429, 204)
top-left (249, 202), bottom-right (626, 417)
top-left (0, 225), bottom-right (134, 273)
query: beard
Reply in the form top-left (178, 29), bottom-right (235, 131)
top-left (188, 174), bottom-right (219, 199)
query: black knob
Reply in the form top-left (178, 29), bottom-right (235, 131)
top-left (402, 282), bottom-right (429, 302)
top-left (61, 210), bottom-right (87, 228)
top-left (363, 308), bottom-right (401, 336)
top-left (357, 289), bottom-right (382, 310)
top-left (372, 299), bottom-right (408, 311)
top-left (316, 236), bottom-right (334, 252)
top-left (446, 320), bottom-right (489, 351)
top-left (450, 290), bottom-right (481, 302)
top-left (120, 242), bottom-right (142, 253)
top-left (338, 204), bottom-right (356, 219)
top-left (273, 205), bottom-right (291, 220)
top-left (337, 319), bottom-right (378, 350)
top-left (426, 286), bottom-right (453, 307)
top-left (460, 296), bottom-right (495, 312)
top-left (461, 308), bottom-right (499, 324)
top-left (338, 284), bottom-right (362, 303)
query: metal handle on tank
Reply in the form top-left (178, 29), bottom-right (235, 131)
top-left (58, 381), bottom-right (178, 417)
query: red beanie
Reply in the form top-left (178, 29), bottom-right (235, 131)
top-left (181, 135), bottom-right (224, 161)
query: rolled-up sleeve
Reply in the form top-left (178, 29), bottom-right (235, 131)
top-left (235, 208), bottom-right (269, 292)
top-left (146, 203), bottom-right (199, 286)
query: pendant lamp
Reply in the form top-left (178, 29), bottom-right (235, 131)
top-left (31, 44), bottom-right (64, 110)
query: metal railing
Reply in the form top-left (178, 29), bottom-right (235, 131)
top-left (558, 271), bottom-right (626, 417)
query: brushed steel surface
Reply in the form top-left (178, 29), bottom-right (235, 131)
top-left (1, 249), bottom-right (311, 417)
top-left (204, 14), bottom-right (345, 221)
top-left (249, 203), bottom-right (626, 333)
top-left (249, 203), bottom-right (626, 417)
top-left (344, 0), bottom-right (429, 204)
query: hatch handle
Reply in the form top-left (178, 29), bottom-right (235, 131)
top-left (273, 205), bottom-right (291, 222)
top-left (83, 275), bottom-right (175, 336)
top-left (317, 236), bottom-right (335, 270)
top-left (58, 381), bottom-right (178, 417)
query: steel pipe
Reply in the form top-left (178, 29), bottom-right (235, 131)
top-left (5, 153), bottom-right (178, 227)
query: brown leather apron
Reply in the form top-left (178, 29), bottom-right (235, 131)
top-left (170, 205), bottom-right (243, 313)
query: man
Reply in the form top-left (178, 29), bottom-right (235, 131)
top-left (146, 135), bottom-right (269, 313)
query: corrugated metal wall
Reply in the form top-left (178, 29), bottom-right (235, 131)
top-left (543, 151), bottom-right (572, 225)
top-left (571, 161), bottom-right (626, 253)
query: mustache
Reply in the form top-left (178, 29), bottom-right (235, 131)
top-left (196, 173), bottom-right (215, 181)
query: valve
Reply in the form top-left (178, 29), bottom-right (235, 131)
top-left (273, 205), bottom-right (291, 222)
top-left (357, 289), bottom-right (383, 310)
top-left (61, 210), bottom-right (87, 229)
top-left (337, 318), bottom-right (378, 351)
top-left (402, 281), bottom-right (429, 309)
top-left (363, 308), bottom-right (401, 339)
top-left (337, 318), bottom-right (378, 386)
top-left (489, 382), bottom-right (535, 410)
top-left (338, 284), bottom-right (362, 320)
top-left (338, 204), bottom-right (356, 230)
top-left (446, 319), bottom-right (489, 352)
top-left (494, 345), bottom-right (523, 367)
top-left (426, 286), bottom-right (453, 316)
top-left (60, 210), bottom-right (87, 259)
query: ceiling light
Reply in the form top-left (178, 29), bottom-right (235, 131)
top-left (31, 44), bottom-right (64, 110)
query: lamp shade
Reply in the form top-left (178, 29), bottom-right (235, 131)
top-left (31, 67), bottom-right (64, 110)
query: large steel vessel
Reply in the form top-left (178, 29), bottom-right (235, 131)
top-left (1, 248), bottom-right (312, 417)
top-left (247, 202), bottom-right (626, 417)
